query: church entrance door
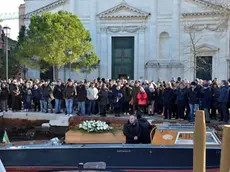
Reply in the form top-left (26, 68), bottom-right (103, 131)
top-left (196, 56), bottom-right (212, 80)
top-left (112, 37), bottom-right (134, 80)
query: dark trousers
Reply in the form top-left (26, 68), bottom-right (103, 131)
top-left (24, 101), bottom-right (31, 110)
top-left (138, 105), bottom-right (146, 115)
top-left (12, 96), bottom-right (20, 111)
top-left (1, 100), bottom-right (8, 111)
top-left (114, 107), bottom-right (121, 116)
top-left (177, 100), bottom-right (185, 119)
top-left (164, 104), bottom-right (172, 119)
top-left (211, 107), bottom-right (220, 119)
top-left (172, 104), bottom-right (177, 118)
top-left (34, 101), bottom-right (40, 111)
top-left (220, 103), bottom-right (229, 122)
top-left (8, 95), bottom-right (12, 109)
top-left (123, 101), bottom-right (130, 113)
top-left (88, 100), bottom-right (96, 115)
top-left (100, 105), bottom-right (106, 116)
top-left (185, 102), bottom-right (190, 120)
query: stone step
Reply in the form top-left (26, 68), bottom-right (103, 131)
top-left (49, 118), bottom-right (69, 127)
top-left (2, 112), bottom-right (60, 120)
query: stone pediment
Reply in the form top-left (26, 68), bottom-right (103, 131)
top-left (197, 43), bottom-right (219, 51)
top-left (182, 0), bottom-right (227, 17)
top-left (97, 1), bottom-right (150, 19)
top-left (23, 0), bottom-right (67, 19)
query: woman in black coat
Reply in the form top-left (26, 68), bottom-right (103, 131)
top-left (98, 84), bottom-right (108, 117)
top-left (175, 83), bottom-right (186, 120)
top-left (210, 82), bottom-right (220, 120)
top-left (163, 82), bottom-right (174, 119)
top-left (137, 114), bottom-right (152, 143)
top-left (201, 84), bottom-right (212, 123)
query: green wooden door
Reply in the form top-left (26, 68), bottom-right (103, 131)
top-left (112, 37), bottom-right (134, 79)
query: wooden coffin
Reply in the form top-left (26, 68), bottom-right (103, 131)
top-left (65, 130), bottom-right (125, 144)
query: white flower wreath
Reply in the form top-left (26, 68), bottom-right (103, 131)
top-left (79, 120), bottom-right (113, 133)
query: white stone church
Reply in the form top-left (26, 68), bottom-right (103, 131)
top-left (22, 0), bottom-right (230, 81)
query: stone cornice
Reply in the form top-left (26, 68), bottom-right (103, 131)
top-left (197, 43), bottom-right (219, 51)
top-left (100, 25), bottom-right (146, 33)
top-left (97, 1), bottom-right (150, 20)
top-left (184, 24), bottom-right (225, 32)
top-left (145, 60), bottom-right (183, 68)
top-left (188, 0), bottom-right (226, 11)
top-left (182, 11), bottom-right (221, 16)
top-left (23, 0), bottom-right (67, 19)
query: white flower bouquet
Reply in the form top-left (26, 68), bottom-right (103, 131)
top-left (79, 120), bottom-right (113, 133)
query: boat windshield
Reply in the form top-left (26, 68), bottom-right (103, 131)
top-left (175, 131), bottom-right (219, 145)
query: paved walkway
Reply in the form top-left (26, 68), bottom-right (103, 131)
top-left (0, 111), bottom-right (222, 127)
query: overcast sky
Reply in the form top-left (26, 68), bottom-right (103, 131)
top-left (0, 0), bottom-right (25, 40)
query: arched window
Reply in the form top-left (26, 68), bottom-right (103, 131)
top-left (159, 32), bottom-right (170, 59)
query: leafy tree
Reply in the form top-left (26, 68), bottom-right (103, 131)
top-left (16, 11), bottom-right (99, 80)
top-left (0, 49), bottom-right (22, 79)
top-left (0, 29), bottom-right (22, 79)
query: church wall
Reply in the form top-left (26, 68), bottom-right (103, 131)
top-left (24, 0), bottom-right (230, 81)
top-left (75, 0), bottom-right (90, 17)
top-left (181, 0), bottom-right (213, 14)
top-left (25, 0), bottom-right (58, 13)
top-left (157, 0), bottom-right (173, 16)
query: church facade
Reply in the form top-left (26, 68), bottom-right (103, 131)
top-left (22, 0), bottom-right (230, 81)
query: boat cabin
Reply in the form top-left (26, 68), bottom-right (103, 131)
top-left (151, 124), bottom-right (221, 146)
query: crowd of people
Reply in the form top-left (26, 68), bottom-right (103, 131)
top-left (0, 77), bottom-right (229, 123)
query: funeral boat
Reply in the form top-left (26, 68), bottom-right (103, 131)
top-left (0, 124), bottom-right (221, 172)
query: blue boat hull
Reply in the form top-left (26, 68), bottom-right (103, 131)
top-left (0, 145), bottom-right (221, 170)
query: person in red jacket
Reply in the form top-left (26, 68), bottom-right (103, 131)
top-left (137, 87), bottom-right (148, 115)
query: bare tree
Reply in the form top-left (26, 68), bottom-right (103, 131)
top-left (181, 24), bottom-right (213, 80)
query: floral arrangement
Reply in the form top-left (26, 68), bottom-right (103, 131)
top-left (79, 120), bottom-right (114, 133)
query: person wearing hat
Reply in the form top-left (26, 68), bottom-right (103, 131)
top-left (187, 82), bottom-right (200, 122)
top-left (201, 83), bottom-right (212, 123)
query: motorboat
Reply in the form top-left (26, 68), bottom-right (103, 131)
top-left (0, 124), bottom-right (221, 172)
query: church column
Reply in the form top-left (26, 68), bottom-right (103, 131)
top-left (172, 0), bottom-right (181, 61)
top-left (100, 29), bottom-right (108, 79)
top-left (69, 0), bottom-right (76, 14)
top-left (90, 0), bottom-right (97, 52)
top-left (138, 31), bottom-right (145, 80)
top-left (149, 0), bottom-right (157, 61)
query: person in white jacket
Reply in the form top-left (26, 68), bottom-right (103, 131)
top-left (87, 83), bottom-right (99, 115)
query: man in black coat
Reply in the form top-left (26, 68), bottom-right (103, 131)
top-left (137, 114), bottom-right (152, 144)
top-left (76, 81), bottom-right (87, 115)
top-left (53, 80), bottom-right (64, 114)
top-left (218, 80), bottom-right (229, 123)
top-left (123, 115), bottom-right (141, 144)
top-left (187, 82), bottom-right (200, 122)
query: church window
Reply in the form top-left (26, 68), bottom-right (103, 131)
top-left (159, 32), bottom-right (170, 59)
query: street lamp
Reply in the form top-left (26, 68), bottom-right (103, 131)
top-left (67, 50), bottom-right (72, 79)
top-left (3, 26), bottom-right (11, 81)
